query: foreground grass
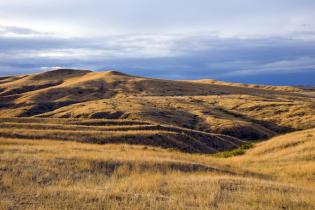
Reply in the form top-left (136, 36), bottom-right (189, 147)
top-left (232, 129), bottom-right (315, 187)
top-left (1, 131), bottom-right (315, 210)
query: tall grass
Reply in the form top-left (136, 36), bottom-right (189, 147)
top-left (1, 133), bottom-right (315, 209)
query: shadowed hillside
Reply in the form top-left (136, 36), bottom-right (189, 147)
top-left (0, 117), bottom-right (244, 153)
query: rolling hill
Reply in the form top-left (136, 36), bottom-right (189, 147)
top-left (0, 69), bottom-right (314, 149)
top-left (1, 69), bottom-right (315, 209)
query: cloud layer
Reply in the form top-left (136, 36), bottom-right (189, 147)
top-left (0, 1), bottom-right (315, 85)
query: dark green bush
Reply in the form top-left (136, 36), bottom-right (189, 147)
top-left (215, 143), bottom-right (254, 158)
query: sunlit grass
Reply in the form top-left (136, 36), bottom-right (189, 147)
top-left (1, 128), bottom-right (315, 209)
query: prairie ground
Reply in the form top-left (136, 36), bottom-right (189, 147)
top-left (1, 128), bottom-right (314, 210)
top-left (1, 70), bottom-right (314, 209)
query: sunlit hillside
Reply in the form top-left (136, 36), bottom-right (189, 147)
top-left (1, 128), bottom-right (314, 209)
top-left (0, 69), bottom-right (315, 209)
top-left (0, 69), bottom-right (314, 142)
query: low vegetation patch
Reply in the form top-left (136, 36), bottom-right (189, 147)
top-left (214, 143), bottom-right (254, 158)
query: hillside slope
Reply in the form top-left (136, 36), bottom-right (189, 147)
top-left (0, 69), bottom-right (314, 142)
top-left (1, 69), bottom-right (314, 209)
top-left (234, 128), bottom-right (315, 185)
top-left (0, 117), bottom-right (244, 153)
top-left (1, 128), bottom-right (314, 209)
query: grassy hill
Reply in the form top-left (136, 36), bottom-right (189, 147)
top-left (0, 69), bottom-right (314, 209)
top-left (0, 69), bottom-right (314, 143)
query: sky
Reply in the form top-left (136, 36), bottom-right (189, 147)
top-left (0, 0), bottom-right (315, 85)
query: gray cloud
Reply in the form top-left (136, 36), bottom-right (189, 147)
top-left (1, 1), bottom-right (315, 85)
top-left (1, 25), bottom-right (315, 85)
top-left (0, 25), bottom-right (37, 35)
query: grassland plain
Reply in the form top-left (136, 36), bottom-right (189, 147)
top-left (0, 69), bottom-right (315, 209)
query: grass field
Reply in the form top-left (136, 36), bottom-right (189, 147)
top-left (1, 127), bottom-right (314, 209)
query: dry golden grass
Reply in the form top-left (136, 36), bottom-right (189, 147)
top-left (190, 78), bottom-right (303, 92)
top-left (1, 69), bottom-right (314, 141)
top-left (1, 129), bottom-right (314, 209)
top-left (0, 117), bottom-right (244, 153)
top-left (0, 69), bottom-right (315, 209)
top-left (233, 128), bottom-right (315, 188)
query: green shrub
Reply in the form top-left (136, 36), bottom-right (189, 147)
top-left (215, 143), bottom-right (254, 158)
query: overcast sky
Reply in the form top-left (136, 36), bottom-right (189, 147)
top-left (0, 0), bottom-right (315, 85)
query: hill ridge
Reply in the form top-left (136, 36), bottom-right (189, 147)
top-left (0, 69), bottom-right (314, 152)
